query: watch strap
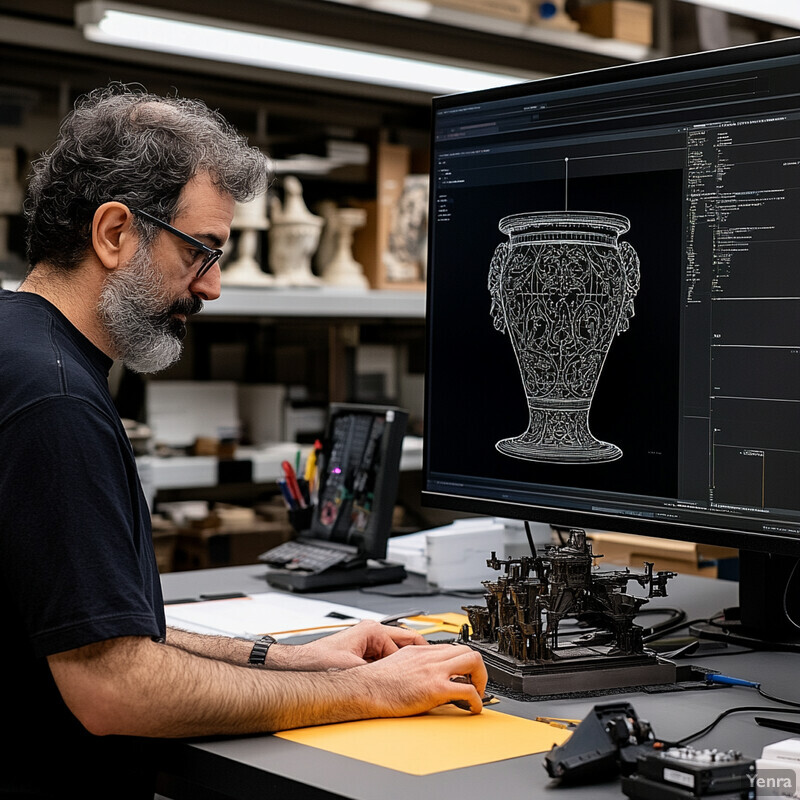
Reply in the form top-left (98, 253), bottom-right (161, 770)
top-left (248, 634), bottom-right (277, 665)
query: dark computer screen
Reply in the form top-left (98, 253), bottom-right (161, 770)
top-left (423, 38), bottom-right (800, 645)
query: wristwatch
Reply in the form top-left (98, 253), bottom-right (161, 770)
top-left (248, 634), bottom-right (277, 665)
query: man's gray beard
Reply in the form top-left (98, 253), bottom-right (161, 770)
top-left (97, 248), bottom-right (187, 374)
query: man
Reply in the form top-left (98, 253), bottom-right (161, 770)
top-left (0, 84), bottom-right (486, 799)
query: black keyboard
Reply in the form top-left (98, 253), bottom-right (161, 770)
top-left (259, 540), bottom-right (361, 574)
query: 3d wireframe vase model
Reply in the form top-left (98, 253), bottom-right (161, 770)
top-left (488, 211), bottom-right (640, 463)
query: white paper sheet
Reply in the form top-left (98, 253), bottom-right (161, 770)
top-left (165, 592), bottom-right (388, 639)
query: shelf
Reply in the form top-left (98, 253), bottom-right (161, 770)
top-left (2, 281), bottom-right (427, 319)
top-left (325, 0), bottom-right (652, 63)
top-left (204, 286), bottom-right (426, 319)
top-left (137, 436), bottom-right (424, 503)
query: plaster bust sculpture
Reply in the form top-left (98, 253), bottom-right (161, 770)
top-left (221, 191), bottom-right (274, 286)
top-left (267, 176), bottom-right (324, 287)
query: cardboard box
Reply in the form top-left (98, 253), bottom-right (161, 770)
top-left (428, 0), bottom-right (531, 23)
top-left (174, 512), bottom-right (292, 571)
top-left (238, 384), bottom-right (287, 445)
top-left (574, 0), bottom-right (653, 46)
top-left (586, 531), bottom-right (737, 578)
top-left (353, 142), bottom-right (426, 291)
top-left (151, 514), bottom-right (178, 573)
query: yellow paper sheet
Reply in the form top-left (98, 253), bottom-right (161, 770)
top-left (405, 612), bottom-right (471, 635)
top-left (275, 706), bottom-right (571, 775)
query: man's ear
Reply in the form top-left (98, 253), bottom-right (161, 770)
top-left (91, 202), bottom-right (138, 271)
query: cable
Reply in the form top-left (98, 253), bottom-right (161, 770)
top-left (758, 685), bottom-right (800, 708)
top-left (670, 704), bottom-right (800, 747)
top-left (783, 558), bottom-right (800, 632)
top-left (636, 607), bottom-right (687, 640)
top-left (668, 679), bottom-right (800, 745)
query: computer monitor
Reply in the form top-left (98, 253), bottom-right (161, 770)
top-left (422, 37), bottom-right (800, 649)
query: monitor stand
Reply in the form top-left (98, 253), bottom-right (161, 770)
top-left (690, 551), bottom-right (800, 652)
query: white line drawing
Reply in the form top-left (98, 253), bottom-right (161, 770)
top-left (488, 211), bottom-right (640, 463)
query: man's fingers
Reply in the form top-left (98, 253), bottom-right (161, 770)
top-left (380, 624), bottom-right (428, 647)
top-left (448, 674), bottom-right (487, 714)
top-left (441, 646), bottom-right (488, 694)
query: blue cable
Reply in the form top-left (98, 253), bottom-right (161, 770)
top-left (706, 673), bottom-right (761, 688)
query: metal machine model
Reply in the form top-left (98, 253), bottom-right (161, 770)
top-left (460, 529), bottom-right (678, 695)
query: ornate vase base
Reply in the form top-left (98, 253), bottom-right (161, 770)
top-left (496, 436), bottom-right (622, 464)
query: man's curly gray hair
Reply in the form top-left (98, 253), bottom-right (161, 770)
top-left (24, 82), bottom-right (271, 270)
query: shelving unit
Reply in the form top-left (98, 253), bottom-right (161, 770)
top-left (137, 436), bottom-right (424, 501)
top-left (2, 0), bottom-right (797, 552)
top-left (324, 0), bottom-right (653, 62)
top-left (204, 286), bottom-right (425, 319)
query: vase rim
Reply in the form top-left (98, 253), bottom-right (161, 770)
top-left (499, 211), bottom-right (630, 236)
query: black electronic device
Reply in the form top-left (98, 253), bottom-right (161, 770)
top-left (261, 404), bottom-right (408, 592)
top-left (544, 702), bottom-right (658, 784)
top-left (423, 37), bottom-right (800, 649)
top-left (621, 747), bottom-right (756, 800)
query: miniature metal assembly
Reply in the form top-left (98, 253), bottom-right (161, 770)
top-left (460, 529), bottom-right (678, 696)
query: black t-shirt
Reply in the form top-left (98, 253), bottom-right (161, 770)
top-left (0, 289), bottom-right (166, 799)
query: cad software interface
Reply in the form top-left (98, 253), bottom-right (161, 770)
top-left (425, 47), bottom-right (800, 544)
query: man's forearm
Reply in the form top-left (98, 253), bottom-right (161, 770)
top-left (165, 626), bottom-right (316, 670)
top-left (47, 633), bottom-right (486, 739)
top-left (50, 635), bottom-right (369, 738)
top-left (165, 626), bottom-right (253, 664)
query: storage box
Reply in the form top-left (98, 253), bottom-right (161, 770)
top-left (387, 518), bottom-right (548, 591)
top-left (174, 509), bottom-right (292, 571)
top-left (586, 531), bottom-right (737, 578)
top-left (353, 142), bottom-right (426, 291)
top-left (146, 380), bottom-right (240, 448)
top-left (757, 738), bottom-right (800, 799)
top-left (573, 0), bottom-right (653, 46)
top-left (428, 0), bottom-right (531, 23)
top-left (150, 513), bottom-right (178, 573)
top-left (238, 384), bottom-right (287, 445)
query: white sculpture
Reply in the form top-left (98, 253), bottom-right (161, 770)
top-left (321, 206), bottom-right (369, 289)
top-left (268, 176), bottom-right (323, 287)
top-left (383, 174), bottom-right (429, 283)
top-left (221, 191), bottom-right (273, 286)
top-left (314, 200), bottom-right (339, 275)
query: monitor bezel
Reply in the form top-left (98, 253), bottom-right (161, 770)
top-left (422, 36), bottom-right (800, 560)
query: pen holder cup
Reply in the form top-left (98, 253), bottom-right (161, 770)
top-left (288, 505), bottom-right (314, 534)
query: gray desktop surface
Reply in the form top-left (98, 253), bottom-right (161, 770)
top-left (159, 565), bottom-right (799, 800)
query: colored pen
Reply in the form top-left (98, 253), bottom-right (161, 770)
top-left (379, 610), bottom-right (426, 626)
top-left (304, 447), bottom-right (317, 483)
top-left (536, 716), bottom-right (581, 727)
top-left (281, 460), bottom-right (306, 508)
top-left (277, 479), bottom-right (297, 510)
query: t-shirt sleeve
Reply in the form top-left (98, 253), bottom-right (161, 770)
top-left (0, 396), bottom-right (164, 657)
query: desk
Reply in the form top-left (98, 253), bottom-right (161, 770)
top-left (159, 565), bottom-right (798, 800)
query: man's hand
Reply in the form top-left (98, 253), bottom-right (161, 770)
top-left (48, 631), bottom-right (488, 738)
top-left (268, 619), bottom-right (428, 670)
top-left (351, 642), bottom-right (488, 716)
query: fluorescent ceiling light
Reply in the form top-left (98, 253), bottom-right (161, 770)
top-left (680, 0), bottom-right (800, 29)
top-left (76, 2), bottom-right (531, 94)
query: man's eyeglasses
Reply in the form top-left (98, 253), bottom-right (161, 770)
top-left (131, 207), bottom-right (224, 279)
